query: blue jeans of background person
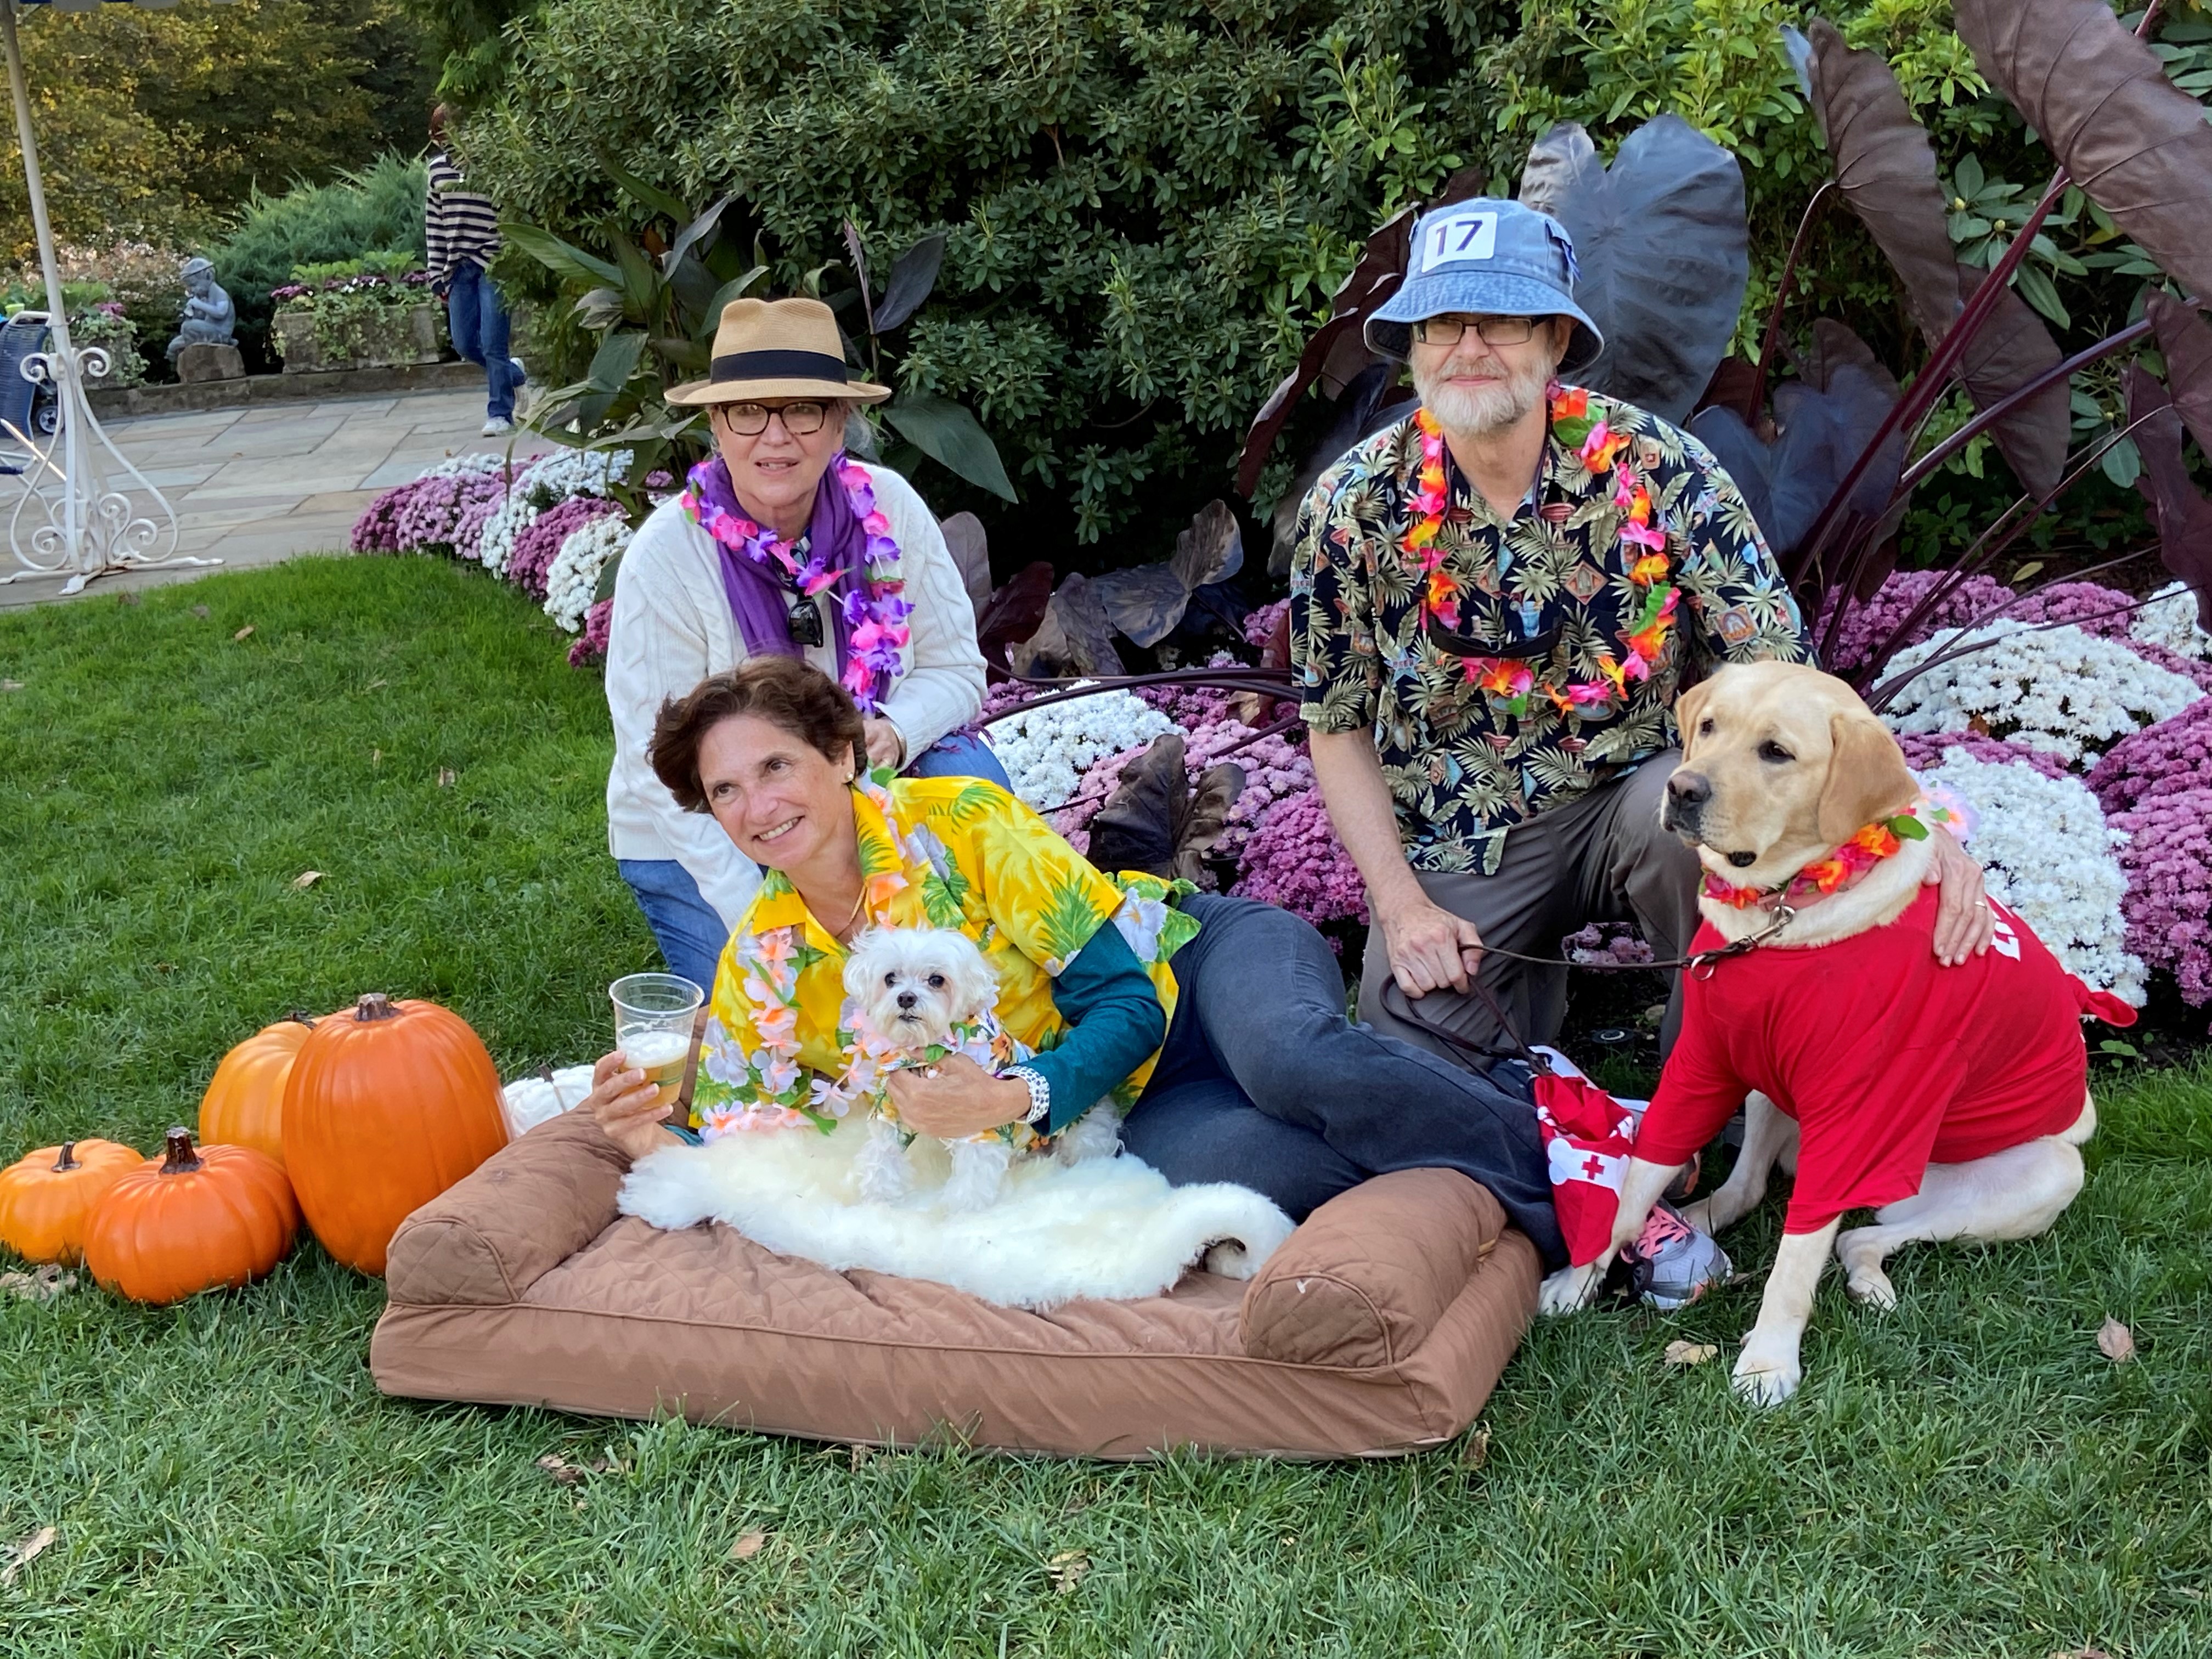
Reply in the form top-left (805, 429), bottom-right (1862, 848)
top-left (445, 261), bottom-right (522, 421)
top-left (1121, 893), bottom-right (1565, 1265)
top-left (617, 731), bottom-right (1012, 992)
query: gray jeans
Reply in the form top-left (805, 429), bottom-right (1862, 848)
top-left (1358, 753), bottom-right (1702, 1065)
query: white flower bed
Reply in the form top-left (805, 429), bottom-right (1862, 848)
top-left (990, 686), bottom-right (1175, 810)
top-left (475, 489), bottom-right (541, 577)
top-left (1884, 620), bottom-right (2203, 764)
top-left (1920, 746), bottom-right (2147, 1002)
top-left (2130, 580), bottom-right (2211, 660)
top-left (419, 452), bottom-right (507, 481)
top-left (544, 513), bottom-right (631, 633)
top-left (521, 446), bottom-right (631, 506)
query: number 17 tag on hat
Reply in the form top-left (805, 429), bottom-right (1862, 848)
top-left (1420, 212), bottom-right (1499, 272)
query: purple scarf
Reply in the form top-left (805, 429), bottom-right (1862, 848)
top-left (690, 454), bottom-right (872, 676)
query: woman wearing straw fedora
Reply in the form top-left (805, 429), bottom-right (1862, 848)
top-left (605, 295), bottom-right (1007, 990)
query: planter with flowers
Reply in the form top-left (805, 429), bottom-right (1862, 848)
top-left (271, 255), bottom-right (445, 374)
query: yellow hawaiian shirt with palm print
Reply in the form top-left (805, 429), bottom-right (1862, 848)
top-left (1290, 387), bottom-right (1809, 876)
top-left (689, 772), bottom-right (1190, 1138)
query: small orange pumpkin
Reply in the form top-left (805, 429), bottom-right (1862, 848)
top-left (0, 1139), bottom-right (144, 1266)
top-left (82, 1128), bottom-right (298, 1304)
top-left (199, 1011), bottom-right (318, 1169)
top-left (282, 992), bottom-right (508, 1275)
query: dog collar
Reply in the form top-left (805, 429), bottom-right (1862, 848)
top-left (1701, 803), bottom-right (1950, 911)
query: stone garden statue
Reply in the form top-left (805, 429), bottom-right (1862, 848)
top-left (167, 257), bottom-right (242, 381)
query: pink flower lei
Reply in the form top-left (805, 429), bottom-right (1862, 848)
top-left (680, 454), bottom-right (911, 712)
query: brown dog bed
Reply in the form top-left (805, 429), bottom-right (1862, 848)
top-left (370, 1111), bottom-right (1541, 1459)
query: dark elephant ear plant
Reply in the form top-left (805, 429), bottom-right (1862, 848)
top-left (1237, 0), bottom-right (2212, 708)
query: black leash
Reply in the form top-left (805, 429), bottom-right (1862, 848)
top-left (1443, 899), bottom-right (1799, 982)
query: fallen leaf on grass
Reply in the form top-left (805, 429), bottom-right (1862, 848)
top-left (1, 1526), bottom-right (55, 1586)
top-left (535, 1452), bottom-right (611, 1486)
top-left (233, 625), bottom-right (255, 642)
top-left (1459, 1426), bottom-right (1491, 1470)
top-left (1, 1266), bottom-right (75, 1302)
top-left (371, 748), bottom-right (381, 768)
top-left (366, 678), bottom-right (387, 691)
top-left (437, 768), bottom-right (456, 788)
top-left (1664, 1341), bottom-right (1720, 1367)
top-left (729, 1531), bottom-right (767, 1560)
top-left (1047, 1549), bottom-right (1090, 1593)
top-left (1, 680), bottom-right (22, 692)
top-left (2097, 1318), bottom-right (2135, 1363)
top-left (190, 604), bottom-right (210, 619)
top-left (2049, 1649), bottom-right (2113, 1659)
top-left (291, 871), bottom-right (324, 890)
top-left (117, 591), bottom-right (140, 607)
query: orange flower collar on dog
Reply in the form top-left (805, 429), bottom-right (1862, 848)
top-left (1701, 800), bottom-right (1967, 911)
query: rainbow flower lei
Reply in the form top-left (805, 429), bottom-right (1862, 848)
top-left (1406, 386), bottom-right (1679, 716)
top-left (680, 453), bottom-right (912, 712)
top-left (1700, 799), bottom-right (1969, 909)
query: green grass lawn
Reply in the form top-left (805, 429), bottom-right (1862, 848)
top-left (3, 556), bottom-right (2209, 1658)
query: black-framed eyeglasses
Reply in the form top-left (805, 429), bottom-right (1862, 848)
top-left (716, 400), bottom-right (832, 437)
top-left (1413, 314), bottom-right (1540, 348)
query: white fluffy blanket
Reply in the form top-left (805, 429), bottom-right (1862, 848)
top-left (616, 1125), bottom-right (1295, 1311)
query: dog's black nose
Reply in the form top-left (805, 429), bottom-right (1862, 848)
top-left (896, 990), bottom-right (918, 1012)
top-left (1728, 850), bottom-right (1758, 868)
top-left (1667, 771), bottom-right (1711, 809)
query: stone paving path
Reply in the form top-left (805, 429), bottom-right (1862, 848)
top-left (0, 388), bottom-right (554, 611)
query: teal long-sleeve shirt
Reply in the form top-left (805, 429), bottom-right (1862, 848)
top-left (1023, 919), bottom-right (1170, 1133)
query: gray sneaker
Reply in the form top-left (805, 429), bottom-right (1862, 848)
top-left (1619, 1201), bottom-right (1731, 1310)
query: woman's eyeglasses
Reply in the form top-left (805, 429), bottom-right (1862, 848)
top-left (1412, 314), bottom-right (1540, 348)
top-left (716, 400), bottom-right (831, 437)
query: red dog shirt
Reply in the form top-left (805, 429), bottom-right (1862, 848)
top-left (1637, 888), bottom-right (2133, 1234)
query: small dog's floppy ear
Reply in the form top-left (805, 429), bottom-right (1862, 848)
top-left (945, 935), bottom-right (1000, 1017)
top-left (1815, 707), bottom-right (1918, 848)
top-left (841, 928), bottom-right (887, 1000)
top-left (1673, 674), bottom-right (1716, 763)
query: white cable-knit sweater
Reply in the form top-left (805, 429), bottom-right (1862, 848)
top-left (603, 464), bottom-right (988, 928)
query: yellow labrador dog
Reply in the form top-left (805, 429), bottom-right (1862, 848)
top-left (1539, 662), bottom-right (2125, 1404)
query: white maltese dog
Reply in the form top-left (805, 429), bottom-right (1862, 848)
top-left (839, 926), bottom-right (1122, 1210)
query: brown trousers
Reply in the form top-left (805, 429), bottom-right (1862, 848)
top-left (1358, 754), bottom-right (1702, 1066)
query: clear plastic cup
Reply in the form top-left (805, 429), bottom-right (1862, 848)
top-left (610, 972), bottom-right (705, 1110)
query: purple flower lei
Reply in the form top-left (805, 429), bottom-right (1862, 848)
top-left (679, 454), bottom-right (911, 711)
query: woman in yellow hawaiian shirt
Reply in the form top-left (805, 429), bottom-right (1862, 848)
top-left (580, 658), bottom-right (1562, 1261)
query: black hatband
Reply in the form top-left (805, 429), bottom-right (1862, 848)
top-left (709, 348), bottom-right (850, 384)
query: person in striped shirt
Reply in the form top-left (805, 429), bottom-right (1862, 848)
top-left (426, 105), bottom-right (528, 436)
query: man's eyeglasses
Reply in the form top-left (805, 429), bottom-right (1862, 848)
top-left (1412, 314), bottom-right (1540, 348)
top-left (715, 400), bottom-right (832, 437)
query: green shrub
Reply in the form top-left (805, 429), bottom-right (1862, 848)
top-left (209, 153), bottom-right (428, 371)
top-left (289, 249), bottom-right (422, 285)
top-left (470, 0), bottom-right (2186, 573)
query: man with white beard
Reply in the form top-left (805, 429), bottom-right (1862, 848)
top-left (1291, 198), bottom-right (1990, 1069)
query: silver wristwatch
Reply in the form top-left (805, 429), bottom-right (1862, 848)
top-left (1003, 1065), bottom-right (1051, 1128)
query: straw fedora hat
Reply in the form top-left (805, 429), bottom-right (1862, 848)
top-left (664, 296), bottom-right (891, 407)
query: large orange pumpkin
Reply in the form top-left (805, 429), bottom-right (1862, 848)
top-left (281, 992), bottom-right (508, 1274)
top-left (198, 1011), bottom-right (318, 1169)
top-left (0, 1139), bottom-right (143, 1266)
top-left (82, 1128), bottom-right (298, 1304)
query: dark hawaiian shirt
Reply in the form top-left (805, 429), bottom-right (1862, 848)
top-left (1289, 386), bottom-right (1809, 875)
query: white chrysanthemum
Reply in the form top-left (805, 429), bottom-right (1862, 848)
top-left (416, 452), bottom-right (507, 482)
top-left (1883, 620), bottom-right (2203, 765)
top-left (476, 489), bottom-right (543, 577)
top-left (989, 687), bottom-right (1176, 810)
top-left (2130, 580), bottom-right (2211, 660)
top-left (1920, 746), bottom-right (2146, 1002)
top-left (543, 514), bottom-right (632, 633)
top-left (520, 446), bottom-right (633, 509)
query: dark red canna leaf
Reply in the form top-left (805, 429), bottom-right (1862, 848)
top-left (1953, 0), bottom-right (2212, 302)
top-left (2126, 363), bottom-right (2212, 632)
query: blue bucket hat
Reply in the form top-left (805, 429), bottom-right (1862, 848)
top-left (1364, 198), bottom-right (1604, 373)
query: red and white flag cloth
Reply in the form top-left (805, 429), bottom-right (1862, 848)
top-left (1530, 1048), bottom-right (1645, 1267)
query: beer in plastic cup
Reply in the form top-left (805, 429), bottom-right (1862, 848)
top-left (610, 972), bottom-right (705, 1110)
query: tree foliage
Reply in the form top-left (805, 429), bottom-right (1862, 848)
top-left (471, 0), bottom-right (2204, 573)
top-left (0, 0), bottom-right (435, 262)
